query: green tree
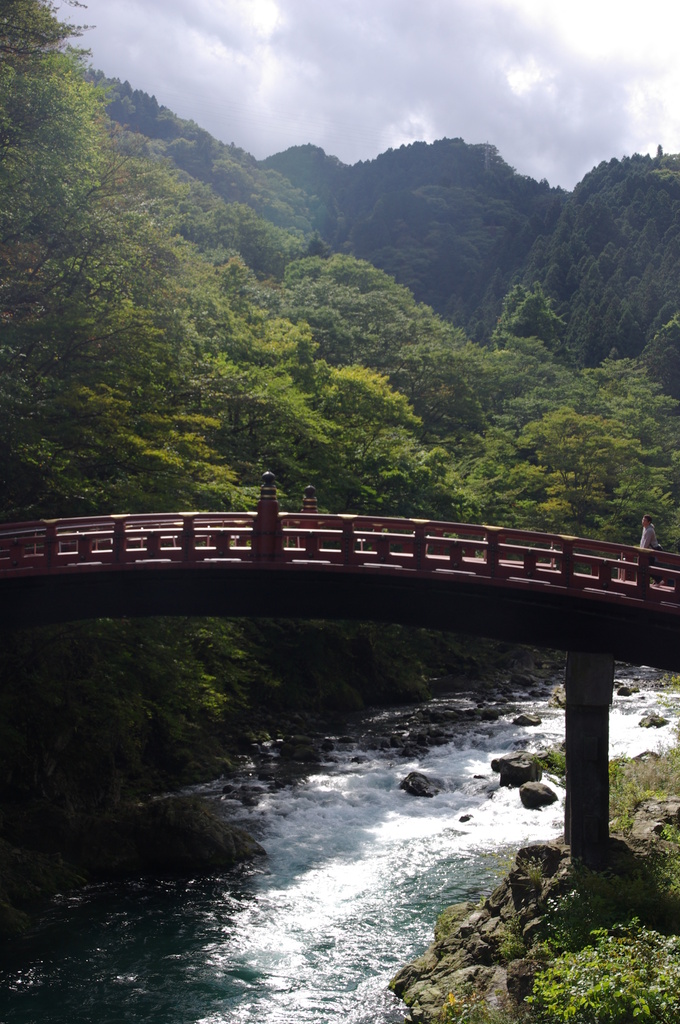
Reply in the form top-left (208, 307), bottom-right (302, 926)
top-left (641, 313), bottom-right (680, 401)
top-left (492, 282), bottom-right (565, 356)
top-left (520, 407), bottom-right (644, 534)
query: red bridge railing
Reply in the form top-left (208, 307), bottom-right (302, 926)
top-left (1, 474), bottom-right (679, 611)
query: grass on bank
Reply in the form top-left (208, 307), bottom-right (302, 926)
top-left (439, 681), bottom-right (680, 1024)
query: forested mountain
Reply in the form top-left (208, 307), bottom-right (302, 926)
top-left (525, 151), bottom-right (680, 366)
top-left (263, 140), bottom-right (564, 336)
top-left (3, 0), bottom-right (680, 907)
top-left (99, 77), bottom-right (680, 373)
top-left (98, 77), bottom-right (565, 336)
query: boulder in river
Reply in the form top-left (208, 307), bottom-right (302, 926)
top-left (399, 772), bottom-right (441, 798)
top-left (639, 714), bottom-right (669, 729)
top-left (490, 751), bottom-right (542, 787)
top-left (512, 713), bottom-right (542, 727)
top-left (519, 782), bottom-right (558, 809)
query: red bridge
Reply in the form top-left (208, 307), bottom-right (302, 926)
top-left (1, 475), bottom-right (678, 670)
top-left (2, 473), bottom-right (679, 869)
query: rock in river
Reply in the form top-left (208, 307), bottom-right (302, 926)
top-left (519, 781), bottom-right (558, 809)
top-left (399, 772), bottom-right (441, 798)
top-left (490, 751), bottom-right (542, 787)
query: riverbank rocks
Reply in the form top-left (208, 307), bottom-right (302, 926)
top-left (2, 797), bottom-right (265, 895)
top-left (390, 841), bottom-right (571, 1023)
top-left (400, 772), bottom-right (441, 798)
top-left (490, 751), bottom-right (542, 787)
top-left (279, 735), bottom-right (324, 762)
top-left (391, 801), bottom-right (680, 1024)
top-left (118, 796), bottom-right (266, 872)
top-left (549, 684), bottom-right (566, 707)
top-left (0, 834), bottom-right (86, 938)
top-left (519, 782), bottom-right (558, 809)
top-left (626, 796), bottom-right (680, 845)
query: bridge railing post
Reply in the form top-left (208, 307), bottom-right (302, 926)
top-left (182, 515), bottom-right (196, 561)
top-left (559, 537), bottom-right (574, 586)
top-left (301, 485), bottom-right (318, 514)
top-left (77, 534), bottom-right (93, 562)
top-left (295, 485), bottom-right (319, 558)
top-left (523, 548), bottom-right (537, 578)
top-left (44, 521), bottom-right (57, 570)
top-left (598, 559), bottom-right (614, 589)
top-left (448, 541), bottom-right (463, 569)
top-left (636, 550), bottom-right (651, 599)
top-left (376, 533), bottom-right (389, 562)
top-left (341, 517), bottom-right (355, 565)
top-left (252, 471), bottom-right (283, 562)
top-left (9, 535), bottom-right (28, 571)
top-left (145, 531), bottom-right (161, 560)
top-left (413, 521), bottom-right (427, 570)
top-left (112, 517), bottom-right (127, 564)
top-left (485, 527), bottom-right (500, 577)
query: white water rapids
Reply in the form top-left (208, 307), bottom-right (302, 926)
top-left (0, 665), bottom-right (677, 1024)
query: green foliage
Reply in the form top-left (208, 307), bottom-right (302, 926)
top-left (439, 991), bottom-right (528, 1023)
top-left (455, 353), bottom-right (680, 537)
top-left (528, 922), bottom-right (680, 1023)
top-left (0, 618), bottom-right (263, 802)
top-left (92, 73), bottom-right (319, 239)
top-left (539, 749), bottom-right (566, 781)
top-left (641, 314), bottom-right (680, 401)
top-left (99, 65), bottom-right (680, 375)
top-left (609, 744), bottom-right (680, 830)
top-left (499, 913), bottom-right (528, 963)
top-left (525, 153), bottom-right (680, 366)
top-left (492, 283), bottom-right (565, 356)
top-left (267, 138), bottom-right (564, 334)
top-left (541, 851), bottom-right (680, 954)
top-left (519, 407), bottom-right (641, 534)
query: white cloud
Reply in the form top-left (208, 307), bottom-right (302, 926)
top-left (55, 0), bottom-right (680, 189)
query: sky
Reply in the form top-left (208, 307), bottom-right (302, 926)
top-left (55, 0), bottom-right (680, 191)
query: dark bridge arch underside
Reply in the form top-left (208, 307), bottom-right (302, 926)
top-left (4, 562), bottom-right (680, 672)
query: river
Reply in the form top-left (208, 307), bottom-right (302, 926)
top-left (0, 665), bottom-right (675, 1024)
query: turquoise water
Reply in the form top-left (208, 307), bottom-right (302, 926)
top-left (0, 670), bottom-right (672, 1024)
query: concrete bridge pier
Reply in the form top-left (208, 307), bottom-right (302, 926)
top-left (564, 651), bottom-right (614, 870)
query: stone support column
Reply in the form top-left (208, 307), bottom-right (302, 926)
top-left (564, 651), bottom-right (614, 870)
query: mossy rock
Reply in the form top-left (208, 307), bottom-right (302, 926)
top-left (0, 900), bottom-right (30, 938)
top-left (434, 901), bottom-right (476, 942)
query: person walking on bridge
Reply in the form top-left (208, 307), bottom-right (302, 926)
top-left (640, 514), bottom-right (663, 585)
top-left (640, 514), bottom-right (660, 550)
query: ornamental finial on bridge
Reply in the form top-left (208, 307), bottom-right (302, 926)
top-left (253, 471), bottom-right (282, 560)
top-left (302, 485), bottom-right (318, 513)
top-left (260, 471), bottom-right (277, 500)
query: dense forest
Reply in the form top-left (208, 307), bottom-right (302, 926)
top-left (3, 0), bottom-right (680, 926)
